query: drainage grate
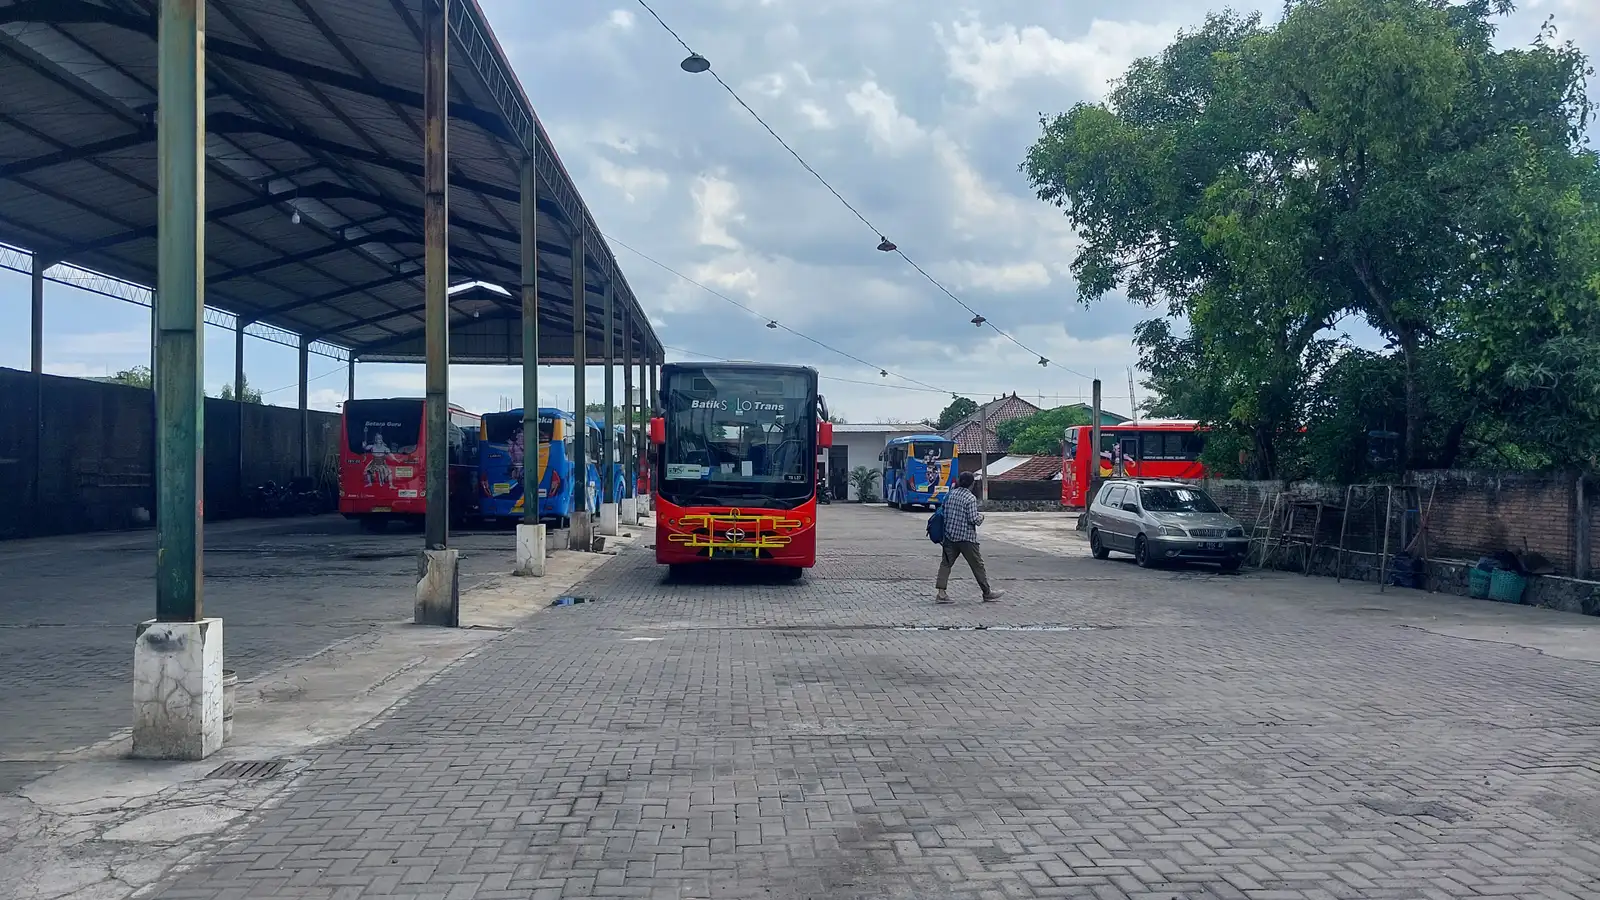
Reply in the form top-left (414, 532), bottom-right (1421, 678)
top-left (206, 759), bottom-right (289, 780)
top-left (551, 595), bottom-right (591, 607)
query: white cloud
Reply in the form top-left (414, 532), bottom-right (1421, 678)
top-left (593, 158), bottom-right (670, 203)
top-left (745, 72), bottom-right (786, 98)
top-left (797, 100), bottom-right (834, 129)
top-left (943, 260), bottom-right (1052, 293)
top-left (607, 9), bottom-right (634, 29)
top-left (936, 17), bottom-right (1176, 100)
top-left (691, 175), bottom-right (744, 249)
top-left (844, 81), bottom-right (925, 153)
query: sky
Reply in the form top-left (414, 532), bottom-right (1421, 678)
top-left (1, 0), bottom-right (1596, 424)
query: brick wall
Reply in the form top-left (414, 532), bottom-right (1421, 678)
top-left (984, 480), bottom-right (1061, 502)
top-left (1194, 471), bottom-right (1595, 578)
top-left (0, 367), bottom-right (341, 539)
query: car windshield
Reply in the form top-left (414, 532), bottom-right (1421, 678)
top-left (1139, 486), bottom-right (1221, 513)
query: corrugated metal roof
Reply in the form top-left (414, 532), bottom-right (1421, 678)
top-left (0, 0), bottom-right (659, 365)
top-left (992, 456), bottom-right (1064, 481)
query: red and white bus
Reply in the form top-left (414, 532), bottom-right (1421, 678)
top-left (1060, 420), bottom-right (1206, 508)
top-left (648, 362), bottom-right (833, 579)
top-left (339, 398), bottom-right (481, 532)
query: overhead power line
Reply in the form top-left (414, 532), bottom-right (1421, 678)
top-left (632, 0), bottom-right (1095, 382)
top-left (604, 233), bottom-right (954, 395)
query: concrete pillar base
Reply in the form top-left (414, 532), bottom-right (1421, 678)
top-left (569, 511), bottom-right (594, 552)
top-left (415, 548), bottom-right (460, 626)
top-left (621, 497), bottom-right (639, 526)
top-left (132, 618), bottom-right (224, 760)
top-left (515, 523), bottom-right (546, 577)
top-left (599, 503), bottom-right (620, 536)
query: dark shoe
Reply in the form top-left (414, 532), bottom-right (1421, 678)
top-left (935, 590), bottom-right (953, 604)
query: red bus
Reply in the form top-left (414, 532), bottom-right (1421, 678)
top-left (339, 398), bottom-right (481, 532)
top-left (1060, 420), bottom-right (1206, 508)
top-left (648, 362), bottom-right (832, 579)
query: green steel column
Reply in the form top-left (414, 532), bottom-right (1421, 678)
top-left (235, 319), bottom-right (246, 505)
top-left (520, 152), bottom-right (539, 524)
top-left (422, 0), bottom-right (450, 551)
top-left (154, 0), bottom-right (206, 623)
top-left (297, 335), bottom-right (310, 477)
top-left (31, 253), bottom-right (47, 532)
top-left (571, 229), bottom-right (587, 519)
top-left (30, 254), bottom-right (44, 376)
top-left (602, 277), bottom-right (615, 505)
top-left (622, 306), bottom-right (633, 499)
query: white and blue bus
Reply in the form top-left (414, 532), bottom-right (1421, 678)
top-left (882, 434), bottom-right (957, 510)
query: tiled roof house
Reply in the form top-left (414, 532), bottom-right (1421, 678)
top-left (941, 393), bottom-right (1042, 454)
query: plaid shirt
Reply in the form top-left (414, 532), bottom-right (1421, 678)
top-left (940, 487), bottom-right (984, 543)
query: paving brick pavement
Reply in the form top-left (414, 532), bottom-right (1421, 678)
top-left (153, 505), bottom-right (1600, 899)
top-left (0, 517), bottom-right (512, 780)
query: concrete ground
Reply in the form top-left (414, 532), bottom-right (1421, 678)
top-left (0, 516), bottom-right (517, 790)
top-left (121, 503), bottom-right (1600, 900)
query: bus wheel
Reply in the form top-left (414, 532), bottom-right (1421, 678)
top-left (666, 564), bottom-right (688, 582)
top-left (359, 516), bottom-right (388, 534)
top-left (779, 566), bottom-right (804, 582)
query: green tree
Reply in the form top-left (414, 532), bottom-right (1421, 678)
top-left (1024, 0), bottom-right (1600, 474)
top-left (930, 397), bottom-right (978, 430)
top-left (218, 375), bottom-right (264, 404)
top-left (109, 366), bottom-right (152, 389)
top-left (996, 406), bottom-right (1097, 455)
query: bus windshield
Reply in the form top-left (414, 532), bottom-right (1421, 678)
top-left (346, 400), bottom-right (421, 455)
top-left (661, 367), bottom-right (815, 507)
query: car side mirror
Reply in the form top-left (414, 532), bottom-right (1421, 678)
top-left (818, 421), bottom-right (833, 449)
top-left (1222, 505), bottom-right (1231, 514)
top-left (648, 417), bottom-right (665, 445)
top-left (1122, 502), bottom-right (1140, 514)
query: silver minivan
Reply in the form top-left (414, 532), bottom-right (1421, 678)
top-left (1087, 479), bottom-right (1248, 571)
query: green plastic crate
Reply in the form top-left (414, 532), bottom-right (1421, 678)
top-left (1468, 568), bottom-right (1492, 599)
top-left (1488, 569), bottom-right (1527, 604)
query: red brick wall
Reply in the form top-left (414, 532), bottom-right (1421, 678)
top-left (1197, 472), bottom-right (1591, 577)
top-left (1411, 471), bottom-right (1576, 574)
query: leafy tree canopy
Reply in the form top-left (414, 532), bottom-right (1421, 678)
top-left (930, 397), bottom-right (979, 431)
top-left (1024, 0), bottom-right (1600, 476)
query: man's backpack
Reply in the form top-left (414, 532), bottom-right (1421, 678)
top-left (926, 507), bottom-right (946, 544)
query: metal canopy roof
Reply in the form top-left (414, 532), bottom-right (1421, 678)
top-left (0, 0), bottom-right (661, 365)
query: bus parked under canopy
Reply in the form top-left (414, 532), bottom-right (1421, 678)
top-left (339, 398), bottom-right (480, 531)
top-left (648, 362), bottom-right (832, 579)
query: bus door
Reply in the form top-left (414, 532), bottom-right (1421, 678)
top-left (1118, 434), bottom-right (1141, 477)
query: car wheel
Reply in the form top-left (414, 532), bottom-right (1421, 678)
top-left (1089, 529), bottom-right (1110, 560)
top-left (1135, 535), bottom-right (1154, 568)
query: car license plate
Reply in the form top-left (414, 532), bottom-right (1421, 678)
top-left (1203, 541), bottom-right (1223, 550)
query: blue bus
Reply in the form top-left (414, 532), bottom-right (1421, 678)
top-left (882, 434), bottom-right (958, 510)
top-left (477, 407), bottom-right (579, 525)
top-left (609, 424), bottom-right (634, 503)
top-left (582, 417), bottom-right (604, 516)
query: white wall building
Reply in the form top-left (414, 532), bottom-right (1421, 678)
top-left (824, 423), bottom-right (931, 500)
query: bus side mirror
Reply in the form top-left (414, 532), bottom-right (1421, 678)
top-left (648, 417), bottom-right (665, 445)
top-left (818, 422), bottom-right (834, 449)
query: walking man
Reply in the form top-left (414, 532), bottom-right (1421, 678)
top-left (936, 472), bottom-right (1004, 603)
